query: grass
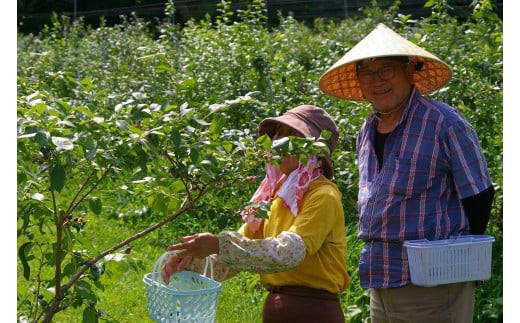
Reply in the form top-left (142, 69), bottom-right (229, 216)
top-left (17, 200), bottom-right (500, 323)
top-left (47, 256), bottom-right (268, 322)
top-left (17, 212), bottom-right (269, 322)
top-left (18, 211), bottom-right (367, 322)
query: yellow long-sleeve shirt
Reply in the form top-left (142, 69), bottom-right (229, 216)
top-left (239, 177), bottom-right (349, 294)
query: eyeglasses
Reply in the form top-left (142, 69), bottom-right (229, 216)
top-left (357, 65), bottom-right (400, 84)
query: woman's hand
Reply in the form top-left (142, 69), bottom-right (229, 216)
top-left (161, 232), bottom-right (219, 284)
top-left (161, 253), bottom-right (193, 284)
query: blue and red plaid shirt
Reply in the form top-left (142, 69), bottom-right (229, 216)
top-left (356, 87), bottom-right (492, 288)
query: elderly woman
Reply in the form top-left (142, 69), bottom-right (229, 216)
top-left (161, 105), bottom-right (349, 323)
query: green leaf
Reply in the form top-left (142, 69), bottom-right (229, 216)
top-left (194, 116), bottom-right (211, 126)
top-left (50, 164), bottom-right (66, 192)
top-left (210, 115), bottom-right (226, 135)
top-left (72, 105), bottom-right (94, 118)
top-left (257, 208), bottom-right (270, 220)
top-left (222, 142), bottom-right (233, 153)
top-left (62, 261), bottom-right (77, 279)
top-left (178, 79), bottom-right (196, 90)
top-left (85, 148), bottom-right (97, 161)
top-left (51, 136), bottom-right (74, 151)
top-left (31, 193), bottom-right (44, 201)
top-left (80, 77), bottom-right (93, 91)
top-left (18, 242), bottom-right (33, 280)
top-left (152, 193), bottom-right (169, 214)
top-left (127, 124), bottom-right (143, 136)
top-left (89, 197), bottom-right (102, 215)
top-left (17, 133), bottom-right (36, 140)
top-left (200, 160), bottom-right (216, 179)
top-left (75, 280), bottom-right (96, 300)
top-left (424, 0), bottom-right (436, 8)
top-left (31, 102), bottom-right (47, 115)
top-left (171, 130), bottom-right (182, 147)
top-left (187, 164), bottom-right (198, 175)
top-left (169, 180), bottom-right (186, 193)
top-left (137, 53), bottom-right (157, 61)
top-left (319, 129), bottom-right (331, 141)
top-left (34, 131), bottom-right (50, 146)
top-left (75, 232), bottom-right (98, 256)
top-left (245, 200), bottom-right (272, 220)
top-left (256, 134), bottom-right (272, 151)
top-left (208, 103), bottom-right (227, 113)
top-left (190, 148), bottom-right (199, 163)
top-left (272, 137), bottom-right (290, 155)
top-left (56, 100), bottom-right (71, 113)
top-left (82, 304), bottom-right (99, 323)
top-left (155, 60), bottom-right (173, 73)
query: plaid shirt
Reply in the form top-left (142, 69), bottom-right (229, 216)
top-left (356, 88), bottom-right (492, 288)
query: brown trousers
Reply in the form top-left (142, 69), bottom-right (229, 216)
top-left (370, 281), bottom-right (476, 323)
top-left (262, 285), bottom-right (344, 323)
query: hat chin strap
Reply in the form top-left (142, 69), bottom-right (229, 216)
top-left (372, 104), bottom-right (403, 120)
top-left (371, 88), bottom-right (412, 121)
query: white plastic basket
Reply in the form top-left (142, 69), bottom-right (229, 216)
top-left (403, 235), bottom-right (495, 287)
top-left (143, 252), bottom-right (222, 322)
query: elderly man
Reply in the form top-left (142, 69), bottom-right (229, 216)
top-left (319, 23), bottom-right (494, 323)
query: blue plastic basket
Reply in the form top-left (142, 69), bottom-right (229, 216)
top-left (404, 235), bottom-right (495, 287)
top-left (143, 252), bottom-right (222, 322)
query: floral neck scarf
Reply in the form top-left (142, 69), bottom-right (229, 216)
top-left (241, 155), bottom-right (323, 233)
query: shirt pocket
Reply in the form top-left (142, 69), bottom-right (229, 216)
top-left (388, 157), bottom-right (437, 197)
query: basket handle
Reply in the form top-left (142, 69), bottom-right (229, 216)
top-left (153, 251), bottom-right (215, 280)
top-left (152, 251), bottom-right (176, 275)
top-left (202, 255), bottom-right (214, 280)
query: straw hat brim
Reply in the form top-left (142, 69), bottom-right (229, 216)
top-left (319, 23), bottom-right (452, 101)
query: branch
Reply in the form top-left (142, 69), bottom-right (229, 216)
top-left (40, 166), bottom-right (113, 322)
top-left (65, 165), bottom-right (113, 216)
top-left (59, 183), bottom-right (209, 293)
top-left (162, 148), bottom-right (194, 201)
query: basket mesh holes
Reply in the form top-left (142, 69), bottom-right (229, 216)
top-left (144, 270), bottom-right (221, 322)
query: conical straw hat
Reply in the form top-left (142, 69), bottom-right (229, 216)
top-left (318, 23), bottom-right (452, 101)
